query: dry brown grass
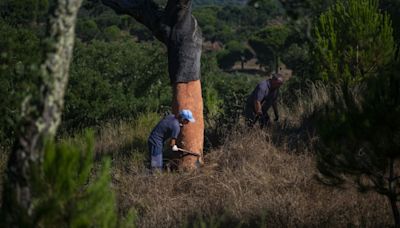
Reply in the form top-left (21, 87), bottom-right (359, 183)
top-left (0, 120), bottom-right (390, 227)
top-left (111, 126), bottom-right (391, 227)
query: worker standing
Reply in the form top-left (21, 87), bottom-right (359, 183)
top-left (244, 73), bottom-right (284, 128)
top-left (148, 109), bottom-right (195, 172)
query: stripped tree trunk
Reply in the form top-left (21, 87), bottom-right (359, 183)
top-left (173, 81), bottom-right (204, 169)
top-left (102, 0), bottom-right (204, 170)
top-left (1, 0), bottom-right (82, 224)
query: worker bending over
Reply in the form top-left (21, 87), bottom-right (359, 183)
top-left (244, 73), bottom-right (284, 128)
top-left (148, 109), bottom-right (195, 171)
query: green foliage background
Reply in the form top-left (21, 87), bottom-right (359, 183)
top-left (1, 0), bottom-right (270, 146)
top-left (64, 40), bottom-right (170, 131)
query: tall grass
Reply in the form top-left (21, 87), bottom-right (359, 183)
top-left (95, 112), bottom-right (160, 157)
top-left (109, 127), bottom-right (390, 227)
top-left (51, 85), bottom-right (392, 227)
top-left (89, 112), bottom-right (161, 174)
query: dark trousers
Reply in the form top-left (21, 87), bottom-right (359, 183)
top-left (148, 141), bottom-right (163, 171)
top-left (244, 104), bottom-right (270, 128)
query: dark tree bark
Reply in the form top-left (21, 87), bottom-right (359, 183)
top-left (1, 0), bottom-right (82, 224)
top-left (103, 0), bottom-right (202, 83)
top-left (102, 0), bottom-right (204, 169)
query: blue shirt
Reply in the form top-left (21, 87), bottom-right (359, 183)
top-left (148, 114), bottom-right (181, 146)
top-left (246, 80), bottom-right (279, 110)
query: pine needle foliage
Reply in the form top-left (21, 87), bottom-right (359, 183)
top-left (312, 0), bottom-right (400, 225)
top-left (27, 132), bottom-right (118, 227)
top-left (315, 0), bottom-right (395, 84)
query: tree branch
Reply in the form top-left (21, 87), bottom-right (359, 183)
top-left (101, 0), bottom-right (169, 43)
top-left (103, 0), bottom-right (202, 83)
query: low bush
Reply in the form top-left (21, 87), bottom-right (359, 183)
top-left (1, 133), bottom-right (122, 227)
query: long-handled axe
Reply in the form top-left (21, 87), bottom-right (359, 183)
top-left (177, 148), bottom-right (201, 168)
top-left (177, 148), bottom-right (200, 157)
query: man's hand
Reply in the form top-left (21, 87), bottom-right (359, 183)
top-left (172, 145), bottom-right (179, 152)
top-left (256, 111), bottom-right (263, 117)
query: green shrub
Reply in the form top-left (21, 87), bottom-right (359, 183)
top-left (63, 40), bottom-right (169, 132)
top-left (311, 1), bottom-right (400, 220)
top-left (282, 43), bottom-right (311, 77)
top-left (0, 20), bottom-right (42, 146)
top-left (1, 132), bottom-right (123, 227)
top-left (216, 40), bottom-right (253, 70)
top-left (76, 19), bottom-right (100, 41)
top-left (0, 0), bottom-right (49, 25)
top-left (249, 24), bottom-right (290, 72)
top-left (314, 0), bottom-right (395, 84)
top-left (103, 25), bottom-right (122, 41)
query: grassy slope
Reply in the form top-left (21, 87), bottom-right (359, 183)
top-left (92, 111), bottom-right (391, 227)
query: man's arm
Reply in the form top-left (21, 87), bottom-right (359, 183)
top-left (170, 123), bottom-right (180, 151)
top-left (254, 101), bottom-right (263, 116)
top-left (254, 83), bottom-right (267, 116)
top-left (170, 138), bottom-right (177, 147)
top-left (272, 102), bottom-right (279, 121)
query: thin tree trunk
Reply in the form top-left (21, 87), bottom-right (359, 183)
top-left (1, 0), bottom-right (82, 224)
top-left (102, 0), bottom-right (204, 169)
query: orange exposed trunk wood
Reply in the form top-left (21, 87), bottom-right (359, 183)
top-left (173, 80), bottom-right (204, 170)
